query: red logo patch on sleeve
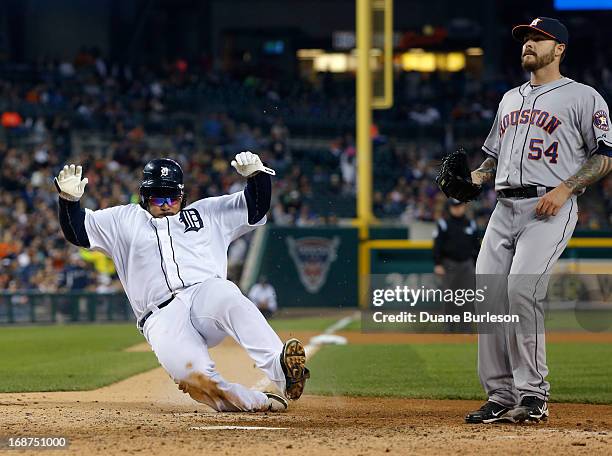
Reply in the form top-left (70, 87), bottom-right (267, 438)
top-left (593, 110), bottom-right (609, 131)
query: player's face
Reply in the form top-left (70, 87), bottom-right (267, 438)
top-left (449, 204), bottom-right (466, 217)
top-left (521, 33), bottom-right (561, 72)
top-left (147, 196), bottom-right (182, 217)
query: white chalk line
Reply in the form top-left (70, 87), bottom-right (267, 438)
top-left (321, 313), bottom-right (359, 335)
top-left (252, 311), bottom-right (360, 392)
top-left (190, 426), bottom-right (288, 431)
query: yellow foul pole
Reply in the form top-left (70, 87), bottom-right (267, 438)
top-left (356, 0), bottom-right (372, 307)
top-left (356, 0), bottom-right (372, 238)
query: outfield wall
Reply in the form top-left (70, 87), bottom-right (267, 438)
top-left (1, 227), bottom-right (610, 322)
top-left (0, 292), bottom-right (131, 324)
top-left (254, 226), bottom-right (612, 308)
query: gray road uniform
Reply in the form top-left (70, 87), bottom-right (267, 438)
top-left (476, 77), bottom-right (611, 406)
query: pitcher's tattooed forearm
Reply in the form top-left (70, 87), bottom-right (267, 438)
top-left (563, 154), bottom-right (612, 194)
top-left (471, 157), bottom-right (497, 184)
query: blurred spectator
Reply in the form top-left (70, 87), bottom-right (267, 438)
top-left (63, 257), bottom-right (93, 290)
top-left (227, 237), bottom-right (248, 281)
top-left (1, 111), bottom-right (23, 129)
top-left (248, 276), bottom-right (278, 319)
top-left (0, 51), bottom-right (610, 293)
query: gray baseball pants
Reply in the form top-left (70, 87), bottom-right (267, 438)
top-left (475, 195), bottom-right (578, 406)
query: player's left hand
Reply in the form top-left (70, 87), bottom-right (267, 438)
top-left (231, 151), bottom-right (276, 177)
top-left (535, 183), bottom-right (573, 217)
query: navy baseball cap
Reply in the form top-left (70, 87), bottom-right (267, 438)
top-left (448, 198), bottom-right (464, 206)
top-left (512, 17), bottom-right (569, 45)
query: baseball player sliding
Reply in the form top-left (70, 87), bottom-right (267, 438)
top-left (438, 17), bottom-right (611, 423)
top-left (54, 152), bottom-right (310, 412)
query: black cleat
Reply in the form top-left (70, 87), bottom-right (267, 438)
top-left (280, 338), bottom-right (310, 400)
top-left (514, 396), bottom-right (549, 422)
top-left (465, 401), bottom-right (516, 424)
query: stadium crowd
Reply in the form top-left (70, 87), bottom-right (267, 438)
top-left (1, 50), bottom-right (611, 292)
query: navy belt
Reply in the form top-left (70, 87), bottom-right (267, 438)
top-left (138, 296), bottom-right (174, 329)
top-left (497, 186), bottom-right (555, 199)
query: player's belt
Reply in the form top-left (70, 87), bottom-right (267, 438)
top-left (138, 296), bottom-right (175, 329)
top-left (497, 186), bottom-right (555, 199)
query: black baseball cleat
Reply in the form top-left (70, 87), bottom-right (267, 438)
top-left (465, 401), bottom-right (517, 424)
top-left (514, 396), bottom-right (549, 422)
top-left (280, 338), bottom-right (310, 400)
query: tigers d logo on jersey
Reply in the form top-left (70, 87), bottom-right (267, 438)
top-left (593, 110), bottom-right (609, 131)
top-left (179, 209), bottom-right (204, 232)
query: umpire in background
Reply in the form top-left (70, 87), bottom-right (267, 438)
top-left (433, 198), bottom-right (479, 332)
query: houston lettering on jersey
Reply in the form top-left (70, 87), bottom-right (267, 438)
top-left (499, 109), bottom-right (562, 138)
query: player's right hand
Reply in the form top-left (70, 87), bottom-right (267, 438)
top-left (54, 164), bottom-right (89, 201)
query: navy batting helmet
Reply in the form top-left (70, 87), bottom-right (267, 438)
top-left (139, 158), bottom-right (186, 209)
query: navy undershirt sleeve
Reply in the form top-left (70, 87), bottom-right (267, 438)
top-left (244, 172), bottom-right (271, 225)
top-left (58, 198), bottom-right (91, 248)
top-left (596, 143), bottom-right (612, 158)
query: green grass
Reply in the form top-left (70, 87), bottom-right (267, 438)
top-left (0, 324), bottom-right (158, 392)
top-left (306, 343), bottom-right (612, 404)
top-left (544, 310), bottom-right (612, 332)
top-left (0, 316), bottom-right (334, 393)
top-left (340, 309), bottom-right (612, 332)
top-left (3, 319), bottom-right (610, 404)
top-left (269, 316), bottom-right (341, 332)
top-left (343, 319), bottom-right (362, 331)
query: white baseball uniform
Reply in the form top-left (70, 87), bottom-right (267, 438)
top-left (476, 77), bottom-right (611, 405)
top-left (84, 191), bottom-right (286, 411)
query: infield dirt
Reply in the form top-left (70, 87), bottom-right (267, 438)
top-left (1, 332), bottom-right (610, 455)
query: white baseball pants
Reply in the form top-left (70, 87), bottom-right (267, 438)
top-left (142, 278), bottom-right (286, 411)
